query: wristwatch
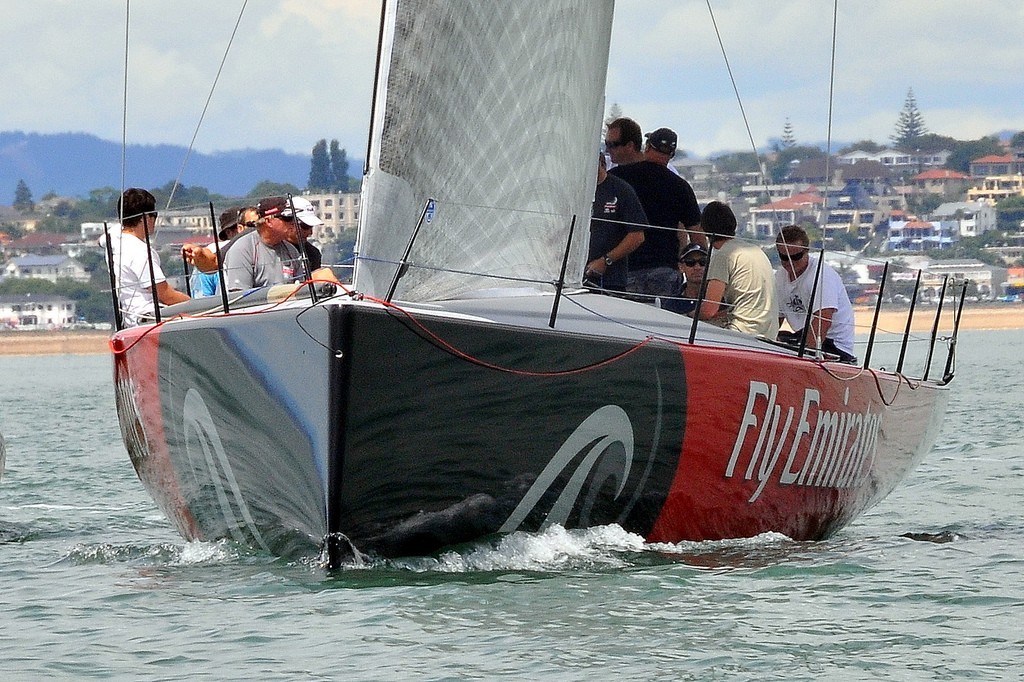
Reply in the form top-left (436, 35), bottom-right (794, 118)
top-left (603, 255), bottom-right (614, 266)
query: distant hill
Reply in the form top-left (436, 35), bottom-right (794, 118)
top-left (0, 131), bottom-right (363, 200)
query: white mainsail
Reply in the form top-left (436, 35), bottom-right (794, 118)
top-left (354, 0), bottom-right (615, 301)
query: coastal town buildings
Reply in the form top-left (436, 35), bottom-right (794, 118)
top-left (3, 254), bottom-right (89, 283)
top-left (838, 148), bottom-right (951, 173)
top-left (300, 191), bottom-right (361, 241)
top-left (910, 169), bottom-right (971, 199)
top-left (931, 201), bottom-right (997, 238)
top-left (0, 292), bottom-right (77, 328)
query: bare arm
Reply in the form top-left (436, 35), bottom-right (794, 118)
top-left (805, 306), bottom-right (836, 350)
top-left (695, 279), bottom-right (726, 320)
top-left (586, 231), bottom-right (645, 276)
top-left (311, 267), bottom-right (341, 285)
top-left (182, 244), bottom-right (219, 273)
top-left (155, 280), bottom-right (190, 305)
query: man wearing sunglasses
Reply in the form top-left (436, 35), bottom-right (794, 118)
top-left (671, 243), bottom-right (709, 315)
top-left (775, 224), bottom-right (856, 363)
top-left (585, 152), bottom-right (647, 292)
top-left (221, 195), bottom-right (337, 291)
top-left (605, 117), bottom-right (702, 301)
top-left (113, 187), bottom-right (190, 326)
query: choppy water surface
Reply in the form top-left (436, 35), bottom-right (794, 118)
top-left (1, 330), bottom-right (1021, 680)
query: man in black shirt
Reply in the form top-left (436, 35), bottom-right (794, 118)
top-left (606, 118), bottom-right (702, 300)
top-left (586, 153), bottom-right (647, 292)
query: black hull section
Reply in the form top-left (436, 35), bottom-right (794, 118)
top-left (329, 306), bottom-right (687, 556)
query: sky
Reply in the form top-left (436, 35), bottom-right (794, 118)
top-left (3, 0), bottom-right (1024, 161)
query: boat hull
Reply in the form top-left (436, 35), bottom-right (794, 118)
top-left (112, 298), bottom-right (948, 563)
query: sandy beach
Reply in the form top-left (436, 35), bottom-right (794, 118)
top-left (0, 330), bottom-right (113, 356)
top-left (854, 304), bottom-right (1024, 335)
top-left (1, 304), bottom-right (1021, 356)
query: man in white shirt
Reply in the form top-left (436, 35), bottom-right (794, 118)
top-left (113, 188), bottom-right (189, 326)
top-left (775, 224), bottom-right (856, 363)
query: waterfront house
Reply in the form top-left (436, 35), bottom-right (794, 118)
top-left (930, 201), bottom-right (997, 238)
top-left (3, 254), bottom-right (89, 283)
top-left (887, 219), bottom-right (958, 252)
top-left (910, 169), bottom-right (971, 199)
top-left (0, 293), bottom-right (77, 328)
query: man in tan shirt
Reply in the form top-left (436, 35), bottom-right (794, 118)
top-left (692, 201), bottom-right (778, 338)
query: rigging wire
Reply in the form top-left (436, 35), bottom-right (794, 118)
top-left (823, 0), bottom-right (839, 249)
top-left (704, 0), bottom-right (775, 227)
top-left (165, 0), bottom-right (250, 212)
top-left (121, 0), bottom-right (131, 199)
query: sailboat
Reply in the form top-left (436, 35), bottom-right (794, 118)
top-left (111, 0), bottom-right (958, 566)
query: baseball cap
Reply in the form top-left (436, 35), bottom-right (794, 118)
top-left (645, 127), bottom-right (677, 155)
top-left (218, 207), bottom-right (240, 240)
top-left (680, 243), bottom-right (708, 261)
top-left (257, 196), bottom-right (324, 227)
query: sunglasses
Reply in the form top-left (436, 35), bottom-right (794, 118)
top-left (777, 250), bottom-right (807, 262)
top-left (604, 139), bottom-right (627, 149)
top-left (681, 258), bottom-right (707, 267)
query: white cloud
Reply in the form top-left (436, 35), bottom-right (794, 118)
top-left (2, 0), bottom-right (1023, 163)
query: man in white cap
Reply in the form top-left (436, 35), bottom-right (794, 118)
top-left (282, 197), bottom-right (326, 271)
top-left (221, 195), bottom-right (336, 290)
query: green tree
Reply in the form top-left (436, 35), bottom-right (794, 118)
top-left (780, 118), bottom-right (796, 149)
top-left (890, 88), bottom-right (928, 150)
top-left (247, 180), bottom-right (302, 198)
top-left (912, 132), bottom-right (957, 154)
top-left (1010, 131), bottom-right (1024, 148)
top-left (308, 139), bottom-right (335, 191)
top-left (944, 136), bottom-right (1003, 173)
top-left (906, 193), bottom-right (944, 216)
top-left (0, 278), bottom-right (114, 323)
top-left (14, 179), bottom-right (34, 212)
top-left (709, 151), bottom-right (760, 174)
top-left (329, 140), bottom-right (349, 192)
top-left (36, 214), bottom-right (78, 234)
top-left (996, 195), bottom-right (1024, 231)
top-left (81, 187), bottom-right (121, 221)
top-left (768, 145), bottom-right (825, 183)
top-left (151, 181), bottom-right (216, 210)
top-left (838, 140), bottom-right (885, 155)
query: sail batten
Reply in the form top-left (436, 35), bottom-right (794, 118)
top-left (355, 0), bottom-right (615, 301)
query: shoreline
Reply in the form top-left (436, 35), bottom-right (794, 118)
top-left (853, 304), bottom-right (1024, 334)
top-left (0, 330), bottom-right (113, 357)
top-left (1, 304), bottom-right (1022, 356)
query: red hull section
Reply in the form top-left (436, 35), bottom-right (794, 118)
top-left (112, 327), bottom-right (200, 540)
top-left (650, 344), bottom-right (946, 543)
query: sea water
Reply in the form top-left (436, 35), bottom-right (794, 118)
top-left (1, 330), bottom-right (1021, 680)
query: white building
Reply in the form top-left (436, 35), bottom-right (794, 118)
top-left (4, 255), bottom-right (89, 283)
top-left (302, 192), bottom-right (361, 242)
top-left (838, 148), bottom-right (950, 171)
top-left (0, 293), bottom-right (77, 328)
top-left (81, 222), bottom-right (121, 241)
top-left (930, 201), bottom-right (997, 238)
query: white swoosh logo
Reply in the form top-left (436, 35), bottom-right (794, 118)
top-left (500, 404), bottom-right (635, 533)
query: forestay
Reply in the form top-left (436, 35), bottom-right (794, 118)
top-left (355, 0), bottom-right (615, 302)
